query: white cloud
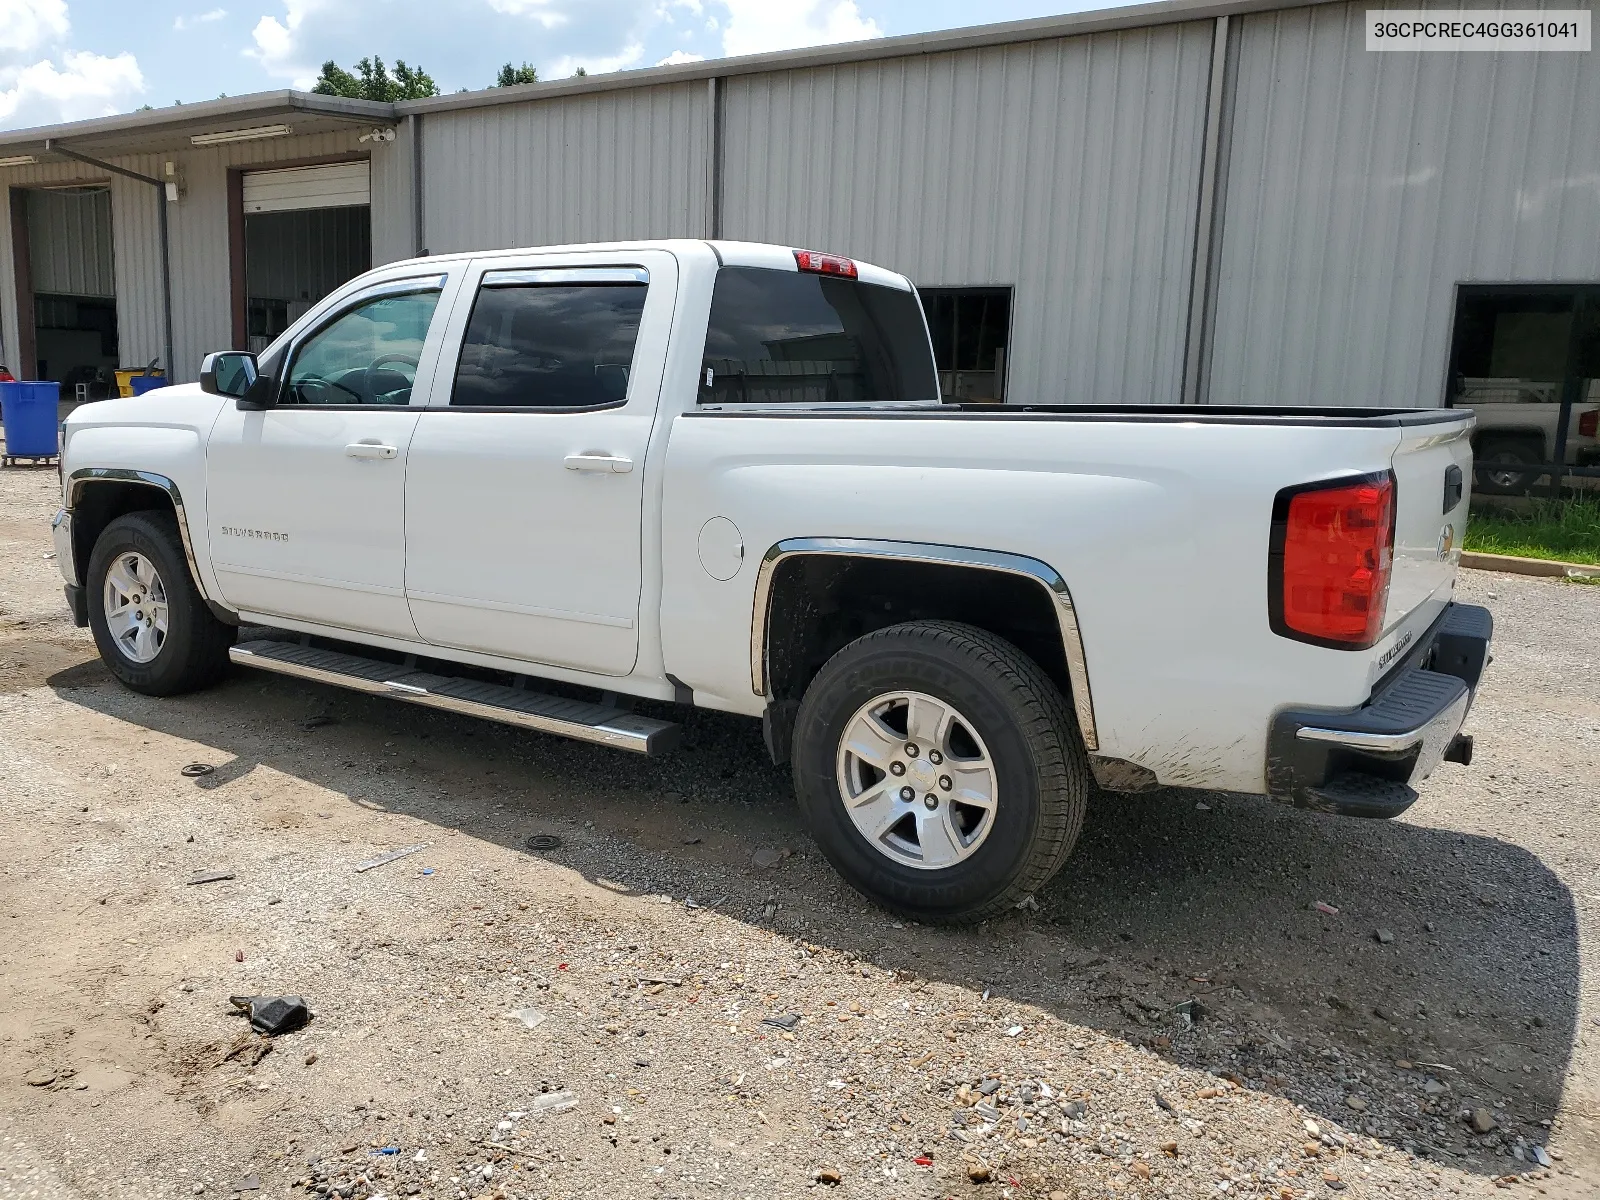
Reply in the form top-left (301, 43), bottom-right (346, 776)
top-left (0, 49), bottom-right (144, 128)
top-left (655, 48), bottom-right (703, 65)
top-left (719, 0), bottom-right (880, 57)
top-left (174, 8), bottom-right (228, 31)
top-left (549, 42), bottom-right (644, 77)
top-left (484, 0), bottom-right (570, 28)
top-left (0, 0), bottom-right (69, 57)
top-left (0, 1), bottom-right (147, 130)
top-left (247, 0), bottom-right (317, 86)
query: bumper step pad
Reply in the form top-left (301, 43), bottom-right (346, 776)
top-left (229, 639), bottom-right (681, 756)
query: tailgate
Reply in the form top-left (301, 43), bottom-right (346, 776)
top-left (1385, 415), bottom-right (1474, 638)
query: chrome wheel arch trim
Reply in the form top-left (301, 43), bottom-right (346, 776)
top-left (64, 467), bottom-right (218, 607)
top-left (749, 536), bottom-right (1099, 752)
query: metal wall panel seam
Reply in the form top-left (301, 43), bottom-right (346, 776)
top-left (1181, 16), bottom-right (1230, 404)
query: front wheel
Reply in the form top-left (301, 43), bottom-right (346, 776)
top-left (791, 621), bottom-right (1090, 924)
top-left (87, 511), bottom-right (235, 696)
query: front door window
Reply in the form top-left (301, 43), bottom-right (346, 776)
top-left (283, 287), bottom-right (442, 406)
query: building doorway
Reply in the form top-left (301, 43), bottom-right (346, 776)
top-left (919, 286), bottom-right (1012, 403)
top-left (1448, 285), bottom-right (1600, 494)
top-left (239, 161), bottom-right (372, 352)
top-left (16, 185), bottom-right (118, 400)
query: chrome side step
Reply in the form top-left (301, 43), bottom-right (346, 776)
top-left (229, 639), bottom-right (681, 756)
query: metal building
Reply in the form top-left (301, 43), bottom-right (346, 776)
top-left (1, 0), bottom-right (1595, 469)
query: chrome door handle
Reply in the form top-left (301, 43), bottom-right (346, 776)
top-left (346, 442), bottom-right (398, 460)
top-left (563, 453), bottom-right (634, 474)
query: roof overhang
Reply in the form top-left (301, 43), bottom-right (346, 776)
top-left (0, 92), bottom-right (395, 159)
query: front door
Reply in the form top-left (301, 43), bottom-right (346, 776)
top-left (404, 252), bottom-right (675, 676)
top-left (207, 275), bottom-right (453, 637)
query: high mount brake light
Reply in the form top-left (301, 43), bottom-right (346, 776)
top-left (793, 249), bottom-right (858, 279)
top-left (1268, 473), bottom-right (1396, 650)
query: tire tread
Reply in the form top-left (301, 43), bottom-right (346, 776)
top-left (794, 619), bottom-right (1090, 924)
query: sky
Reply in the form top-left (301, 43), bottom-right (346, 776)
top-left (0, 0), bottom-right (1128, 132)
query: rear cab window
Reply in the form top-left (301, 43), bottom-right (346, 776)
top-left (699, 266), bottom-right (939, 405)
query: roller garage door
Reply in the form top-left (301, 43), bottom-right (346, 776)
top-left (240, 162), bottom-right (372, 350)
top-left (242, 161), bottom-right (370, 213)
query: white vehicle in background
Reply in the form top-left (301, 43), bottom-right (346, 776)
top-left (1458, 378), bottom-right (1600, 494)
top-left (51, 240), bottom-right (1492, 922)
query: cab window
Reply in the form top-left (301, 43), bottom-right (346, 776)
top-left (283, 288), bottom-right (441, 406)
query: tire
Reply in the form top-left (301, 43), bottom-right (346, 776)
top-left (1474, 439), bottom-right (1540, 496)
top-left (791, 620), bottom-right (1090, 924)
top-left (87, 510), bottom-right (235, 696)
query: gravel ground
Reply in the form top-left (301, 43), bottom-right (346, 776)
top-left (0, 461), bottom-right (1596, 1200)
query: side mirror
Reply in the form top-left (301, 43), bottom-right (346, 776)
top-left (199, 351), bottom-right (258, 399)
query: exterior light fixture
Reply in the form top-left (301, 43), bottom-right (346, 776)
top-left (190, 124), bottom-right (293, 146)
top-left (0, 155), bottom-right (38, 167)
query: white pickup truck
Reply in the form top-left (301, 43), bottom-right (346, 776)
top-left (52, 240), bottom-right (1492, 921)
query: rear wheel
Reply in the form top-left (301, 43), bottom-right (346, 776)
top-left (791, 620), bottom-right (1089, 924)
top-left (87, 511), bottom-right (234, 696)
top-left (1474, 439), bottom-right (1541, 495)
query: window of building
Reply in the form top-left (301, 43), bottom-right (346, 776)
top-left (699, 267), bottom-right (938, 405)
top-left (452, 280), bottom-right (647, 409)
top-left (1448, 285), bottom-right (1600, 494)
top-left (283, 287), bottom-right (441, 406)
top-left (919, 287), bottom-right (1012, 403)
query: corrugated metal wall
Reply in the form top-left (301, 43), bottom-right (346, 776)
top-left (721, 24), bottom-right (1215, 405)
top-left (25, 186), bottom-right (115, 297)
top-left (1207, 0), bottom-right (1600, 408)
top-left (419, 82), bottom-right (710, 253)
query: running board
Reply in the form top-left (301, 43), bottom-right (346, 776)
top-left (229, 639), bottom-right (681, 756)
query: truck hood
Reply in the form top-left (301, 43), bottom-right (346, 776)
top-left (64, 383), bottom-right (225, 430)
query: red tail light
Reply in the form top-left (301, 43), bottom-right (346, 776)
top-left (1269, 473), bottom-right (1396, 649)
top-left (793, 249), bottom-right (858, 279)
top-left (1580, 409), bottom-right (1598, 438)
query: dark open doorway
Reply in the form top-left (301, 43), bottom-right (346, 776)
top-left (919, 286), bottom-right (1012, 403)
top-left (13, 185), bottom-right (119, 400)
top-left (230, 160), bottom-right (372, 354)
top-left (1448, 285), bottom-right (1600, 494)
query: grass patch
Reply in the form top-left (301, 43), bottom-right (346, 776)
top-left (1465, 495), bottom-right (1600, 566)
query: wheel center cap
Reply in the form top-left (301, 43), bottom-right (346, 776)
top-left (906, 758), bottom-right (937, 790)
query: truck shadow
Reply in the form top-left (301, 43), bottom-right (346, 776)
top-left (46, 653), bottom-right (1579, 1179)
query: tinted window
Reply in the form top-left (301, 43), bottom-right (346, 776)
top-left (700, 267), bottom-right (938, 405)
top-left (284, 289), bottom-right (440, 406)
top-left (452, 282), bottom-right (647, 409)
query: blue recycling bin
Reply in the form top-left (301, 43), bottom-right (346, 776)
top-left (0, 381), bottom-right (60, 458)
top-left (129, 374), bottom-right (168, 396)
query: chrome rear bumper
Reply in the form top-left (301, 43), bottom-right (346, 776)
top-left (1267, 603), bottom-right (1492, 818)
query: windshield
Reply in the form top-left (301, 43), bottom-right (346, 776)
top-left (700, 266), bottom-right (939, 405)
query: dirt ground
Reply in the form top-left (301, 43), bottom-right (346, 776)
top-left (0, 460), bottom-right (1596, 1200)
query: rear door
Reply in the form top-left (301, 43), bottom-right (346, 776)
top-left (403, 250), bottom-right (677, 676)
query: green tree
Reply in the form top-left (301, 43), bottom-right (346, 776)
top-left (495, 62), bottom-right (539, 87)
top-left (573, 66), bottom-right (587, 77)
top-left (312, 56), bottom-right (439, 102)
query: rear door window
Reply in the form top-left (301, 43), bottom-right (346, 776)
top-left (452, 269), bottom-right (648, 409)
top-left (700, 267), bottom-right (938, 405)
